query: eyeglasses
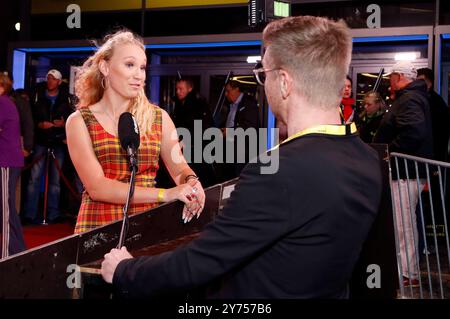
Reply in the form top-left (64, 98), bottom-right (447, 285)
top-left (253, 63), bottom-right (280, 86)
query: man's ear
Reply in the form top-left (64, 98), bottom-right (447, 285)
top-left (279, 69), bottom-right (293, 99)
top-left (99, 60), bottom-right (109, 77)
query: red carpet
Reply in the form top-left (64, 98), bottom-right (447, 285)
top-left (23, 222), bottom-right (75, 249)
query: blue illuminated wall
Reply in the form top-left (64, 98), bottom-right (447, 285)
top-left (12, 50), bottom-right (26, 90)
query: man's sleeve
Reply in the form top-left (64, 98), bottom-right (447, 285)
top-left (389, 99), bottom-right (428, 153)
top-left (113, 162), bottom-right (290, 298)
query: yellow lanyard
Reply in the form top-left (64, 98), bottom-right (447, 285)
top-left (274, 123), bottom-right (357, 149)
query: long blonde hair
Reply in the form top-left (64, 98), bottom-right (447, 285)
top-left (75, 30), bottom-right (155, 136)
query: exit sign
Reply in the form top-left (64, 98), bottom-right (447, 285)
top-left (248, 0), bottom-right (291, 27)
top-left (274, 1), bottom-right (290, 18)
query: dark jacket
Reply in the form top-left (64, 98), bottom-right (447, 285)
top-left (217, 93), bottom-right (260, 130)
top-left (171, 91), bottom-right (217, 187)
top-left (355, 110), bottom-right (385, 144)
top-left (113, 132), bottom-right (382, 299)
top-left (373, 80), bottom-right (433, 178)
top-left (32, 84), bottom-right (74, 147)
top-left (428, 90), bottom-right (450, 162)
top-left (172, 91), bottom-right (213, 135)
top-left (9, 91), bottom-right (34, 153)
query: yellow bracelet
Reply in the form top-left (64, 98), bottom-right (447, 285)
top-left (157, 188), bottom-right (165, 203)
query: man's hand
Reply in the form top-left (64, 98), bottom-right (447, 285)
top-left (38, 121), bottom-right (54, 129)
top-left (53, 117), bottom-right (65, 128)
top-left (101, 246), bottom-right (133, 284)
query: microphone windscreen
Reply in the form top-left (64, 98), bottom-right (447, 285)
top-left (118, 112), bottom-right (140, 151)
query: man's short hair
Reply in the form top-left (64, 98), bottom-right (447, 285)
top-left (176, 78), bottom-right (194, 89)
top-left (417, 68), bottom-right (434, 85)
top-left (226, 80), bottom-right (241, 90)
top-left (262, 16), bottom-right (352, 110)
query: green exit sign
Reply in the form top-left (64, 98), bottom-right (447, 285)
top-left (274, 1), bottom-right (290, 18)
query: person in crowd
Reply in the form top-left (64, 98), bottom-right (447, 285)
top-left (415, 68), bottom-right (450, 258)
top-left (172, 78), bottom-right (216, 187)
top-left (355, 91), bottom-right (386, 143)
top-left (101, 16), bottom-right (382, 299)
top-left (8, 87), bottom-right (34, 159)
top-left (374, 61), bottom-right (433, 288)
top-left (14, 89), bottom-right (31, 103)
top-left (340, 75), bottom-right (356, 123)
top-left (216, 80), bottom-right (260, 180)
top-left (0, 74), bottom-right (34, 216)
top-left (417, 68), bottom-right (450, 162)
top-left (65, 30), bottom-right (205, 234)
top-left (0, 72), bottom-right (26, 258)
top-left (22, 69), bottom-right (74, 224)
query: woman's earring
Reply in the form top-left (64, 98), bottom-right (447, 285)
top-left (101, 77), bottom-right (108, 90)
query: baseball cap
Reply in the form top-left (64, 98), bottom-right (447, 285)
top-left (47, 69), bottom-right (62, 80)
top-left (385, 61), bottom-right (417, 79)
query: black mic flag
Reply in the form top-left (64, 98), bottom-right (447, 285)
top-left (118, 112), bottom-right (140, 170)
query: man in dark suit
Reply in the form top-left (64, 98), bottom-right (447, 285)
top-left (218, 80), bottom-right (260, 180)
top-left (218, 80), bottom-right (260, 131)
top-left (172, 78), bottom-right (216, 187)
top-left (101, 16), bottom-right (382, 299)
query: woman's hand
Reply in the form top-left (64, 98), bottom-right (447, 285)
top-left (186, 178), bottom-right (205, 221)
top-left (165, 179), bottom-right (205, 223)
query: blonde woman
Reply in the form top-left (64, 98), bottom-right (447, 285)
top-left (66, 30), bottom-right (205, 234)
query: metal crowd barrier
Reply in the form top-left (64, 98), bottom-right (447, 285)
top-left (389, 152), bottom-right (450, 299)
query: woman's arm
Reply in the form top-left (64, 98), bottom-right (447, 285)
top-left (65, 110), bottom-right (194, 206)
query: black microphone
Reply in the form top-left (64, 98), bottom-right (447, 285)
top-left (117, 112), bottom-right (139, 249)
top-left (118, 112), bottom-right (140, 170)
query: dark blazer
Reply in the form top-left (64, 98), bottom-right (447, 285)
top-left (218, 93), bottom-right (260, 130)
top-left (172, 91), bottom-right (213, 134)
top-left (113, 132), bottom-right (382, 299)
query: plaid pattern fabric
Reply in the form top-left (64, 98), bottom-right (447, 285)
top-left (74, 107), bottom-right (162, 234)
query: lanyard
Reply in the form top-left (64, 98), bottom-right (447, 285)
top-left (274, 122), bottom-right (357, 149)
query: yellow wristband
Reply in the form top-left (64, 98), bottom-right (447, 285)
top-left (157, 188), bottom-right (165, 203)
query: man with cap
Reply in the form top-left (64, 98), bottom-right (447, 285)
top-left (22, 69), bottom-right (74, 224)
top-left (374, 60), bottom-right (433, 288)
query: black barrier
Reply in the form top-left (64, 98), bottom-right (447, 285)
top-left (0, 184), bottom-right (222, 299)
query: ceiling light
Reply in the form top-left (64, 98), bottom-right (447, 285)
top-left (247, 56), bottom-right (261, 64)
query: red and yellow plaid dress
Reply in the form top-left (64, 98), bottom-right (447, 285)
top-left (74, 106), bottom-right (162, 234)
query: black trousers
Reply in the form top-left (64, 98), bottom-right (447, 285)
top-left (1, 167), bottom-right (26, 258)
